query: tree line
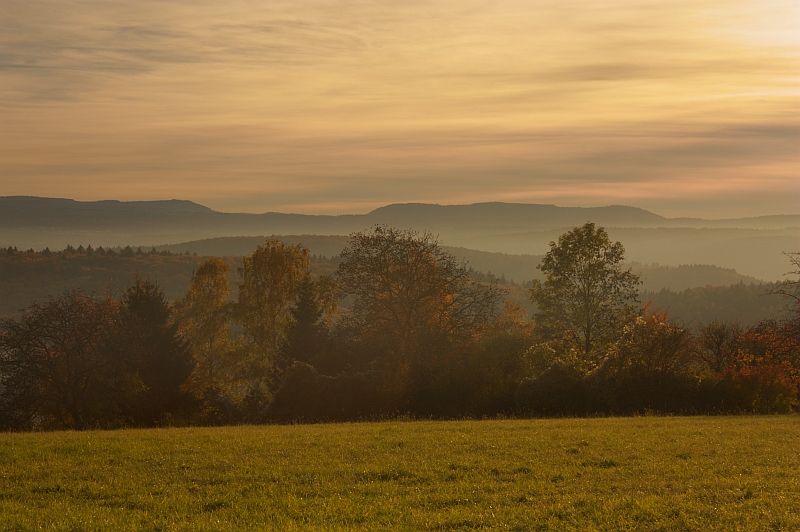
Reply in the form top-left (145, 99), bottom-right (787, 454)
top-left (642, 283), bottom-right (785, 327)
top-left (1, 242), bottom-right (781, 326)
top-left (1, 224), bottom-right (798, 430)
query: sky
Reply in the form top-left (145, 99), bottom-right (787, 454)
top-left (0, 0), bottom-right (798, 217)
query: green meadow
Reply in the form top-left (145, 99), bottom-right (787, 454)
top-left (1, 417), bottom-right (798, 531)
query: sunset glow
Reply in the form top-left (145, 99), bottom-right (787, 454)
top-left (1, 0), bottom-right (798, 216)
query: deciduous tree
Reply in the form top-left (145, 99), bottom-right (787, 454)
top-left (175, 258), bottom-right (238, 400)
top-left (236, 239), bottom-right (310, 388)
top-left (336, 226), bottom-right (503, 384)
top-left (607, 307), bottom-right (695, 374)
top-left (698, 320), bottom-right (743, 373)
top-left (0, 291), bottom-right (121, 429)
top-left (530, 222), bottom-right (640, 368)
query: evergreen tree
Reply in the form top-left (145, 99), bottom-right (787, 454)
top-left (279, 275), bottom-right (337, 371)
top-left (116, 276), bottom-right (195, 425)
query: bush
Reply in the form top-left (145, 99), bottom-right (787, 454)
top-left (599, 367), bottom-right (701, 414)
top-left (711, 365), bottom-right (798, 414)
top-left (515, 364), bottom-right (586, 416)
top-left (264, 362), bottom-right (389, 422)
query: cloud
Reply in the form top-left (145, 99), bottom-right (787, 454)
top-left (0, 0), bottom-right (797, 218)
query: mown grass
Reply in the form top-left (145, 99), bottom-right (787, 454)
top-left (1, 416), bottom-right (798, 531)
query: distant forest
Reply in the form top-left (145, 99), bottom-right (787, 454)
top-left (0, 244), bottom-right (785, 327)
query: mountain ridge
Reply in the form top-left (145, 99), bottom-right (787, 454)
top-left (3, 196), bottom-right (798, 228)
top-left (2, 197), bottom-right (797, 281)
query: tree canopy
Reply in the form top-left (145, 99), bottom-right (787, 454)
top-left (336, 226), bottom-right (504, 384)
top-left (236, 239), bottom-right (310, 388)
top-left (529, 222), bottom-right (640, 367)
top-left (175, 258), bottom-right (237, 399)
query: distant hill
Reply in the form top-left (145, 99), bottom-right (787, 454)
top-left (2, 196), bottom-right (798, 280)
top-left (156, 235), bottom-right (763, 290)
top-left (3, 197), bottom-right (797, 235)
top-left (634, 264), bottom-right (762, 293)
top-left (644, 283), bottom-right (786, 328)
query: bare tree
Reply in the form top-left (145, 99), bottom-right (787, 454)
top-left (0, 291), bottom-right (120, 429)
top-left (769, 251), bottom-right (800, 356)
top-left (771, 252), bottom-right (800, 315)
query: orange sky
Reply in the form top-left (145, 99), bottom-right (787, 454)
top-left (1, 0), bottom-right (798, 217)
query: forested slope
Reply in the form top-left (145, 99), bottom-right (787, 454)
top-left (643, 283), bottom-right (786, 327)
top-left (0, 249), bottom-right (210, 317)
top-left (0, 248), bottom-right (337, 319)
top-left (0, 245), bottom-right (785, 326)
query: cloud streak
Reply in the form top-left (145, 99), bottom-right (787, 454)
top-left (0, 0), bottom-right (797, 217)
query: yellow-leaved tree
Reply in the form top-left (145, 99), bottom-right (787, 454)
top-left (175, 258), bottom-right (239, 400)
top-left (236, 239), bottom-right (310, 391)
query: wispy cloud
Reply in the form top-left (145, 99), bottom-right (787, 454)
top-left (0, 0), bottom-right (797, 217)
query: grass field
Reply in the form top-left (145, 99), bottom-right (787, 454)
top-left (1, 416), bottom-right (798, 531)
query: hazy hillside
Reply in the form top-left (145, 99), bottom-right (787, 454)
top-left (158, 235), bottom-right (763, 290)
top-left (0, 245), bottom-right (784, 326)
top-left (444, 227), bottom-right (798, 281)
top-left (158, 235), bottom-right (352, 261)
top-left (633, 264), bottom-right (762, 293)
top-left (644, 284), bottom-right (786, 328)
top-left (156, 236), bottom-right (544, 284)
top-left (2, 197), bottom-right (797, 280)
top-left (0, 252), bottom-right (211, 318)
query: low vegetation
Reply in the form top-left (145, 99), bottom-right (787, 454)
top-left (1, 417), bottom-right (798, 530)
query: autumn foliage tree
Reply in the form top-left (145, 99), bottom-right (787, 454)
top-left (235, 239), bottom-right (312, 392)
top-left (530, 222), bottom-right (640, 369)
top-left (175, 258), bottom-right (239, 401)
top-left (336, 226), bottom-right (504, 393)
top-left (607, 307), bottom-right (695, 375)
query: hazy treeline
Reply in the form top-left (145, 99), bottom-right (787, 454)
top-left (4, 244), bottom-right (195, 257)
top-left (0, 246), bottom-right (334, 320)
top-left (643, 283), bottom-right (786, 328)
top-left (1, 227), bottom-right (798, 430)
top-left (0, 245), bottom-right (784, 327)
